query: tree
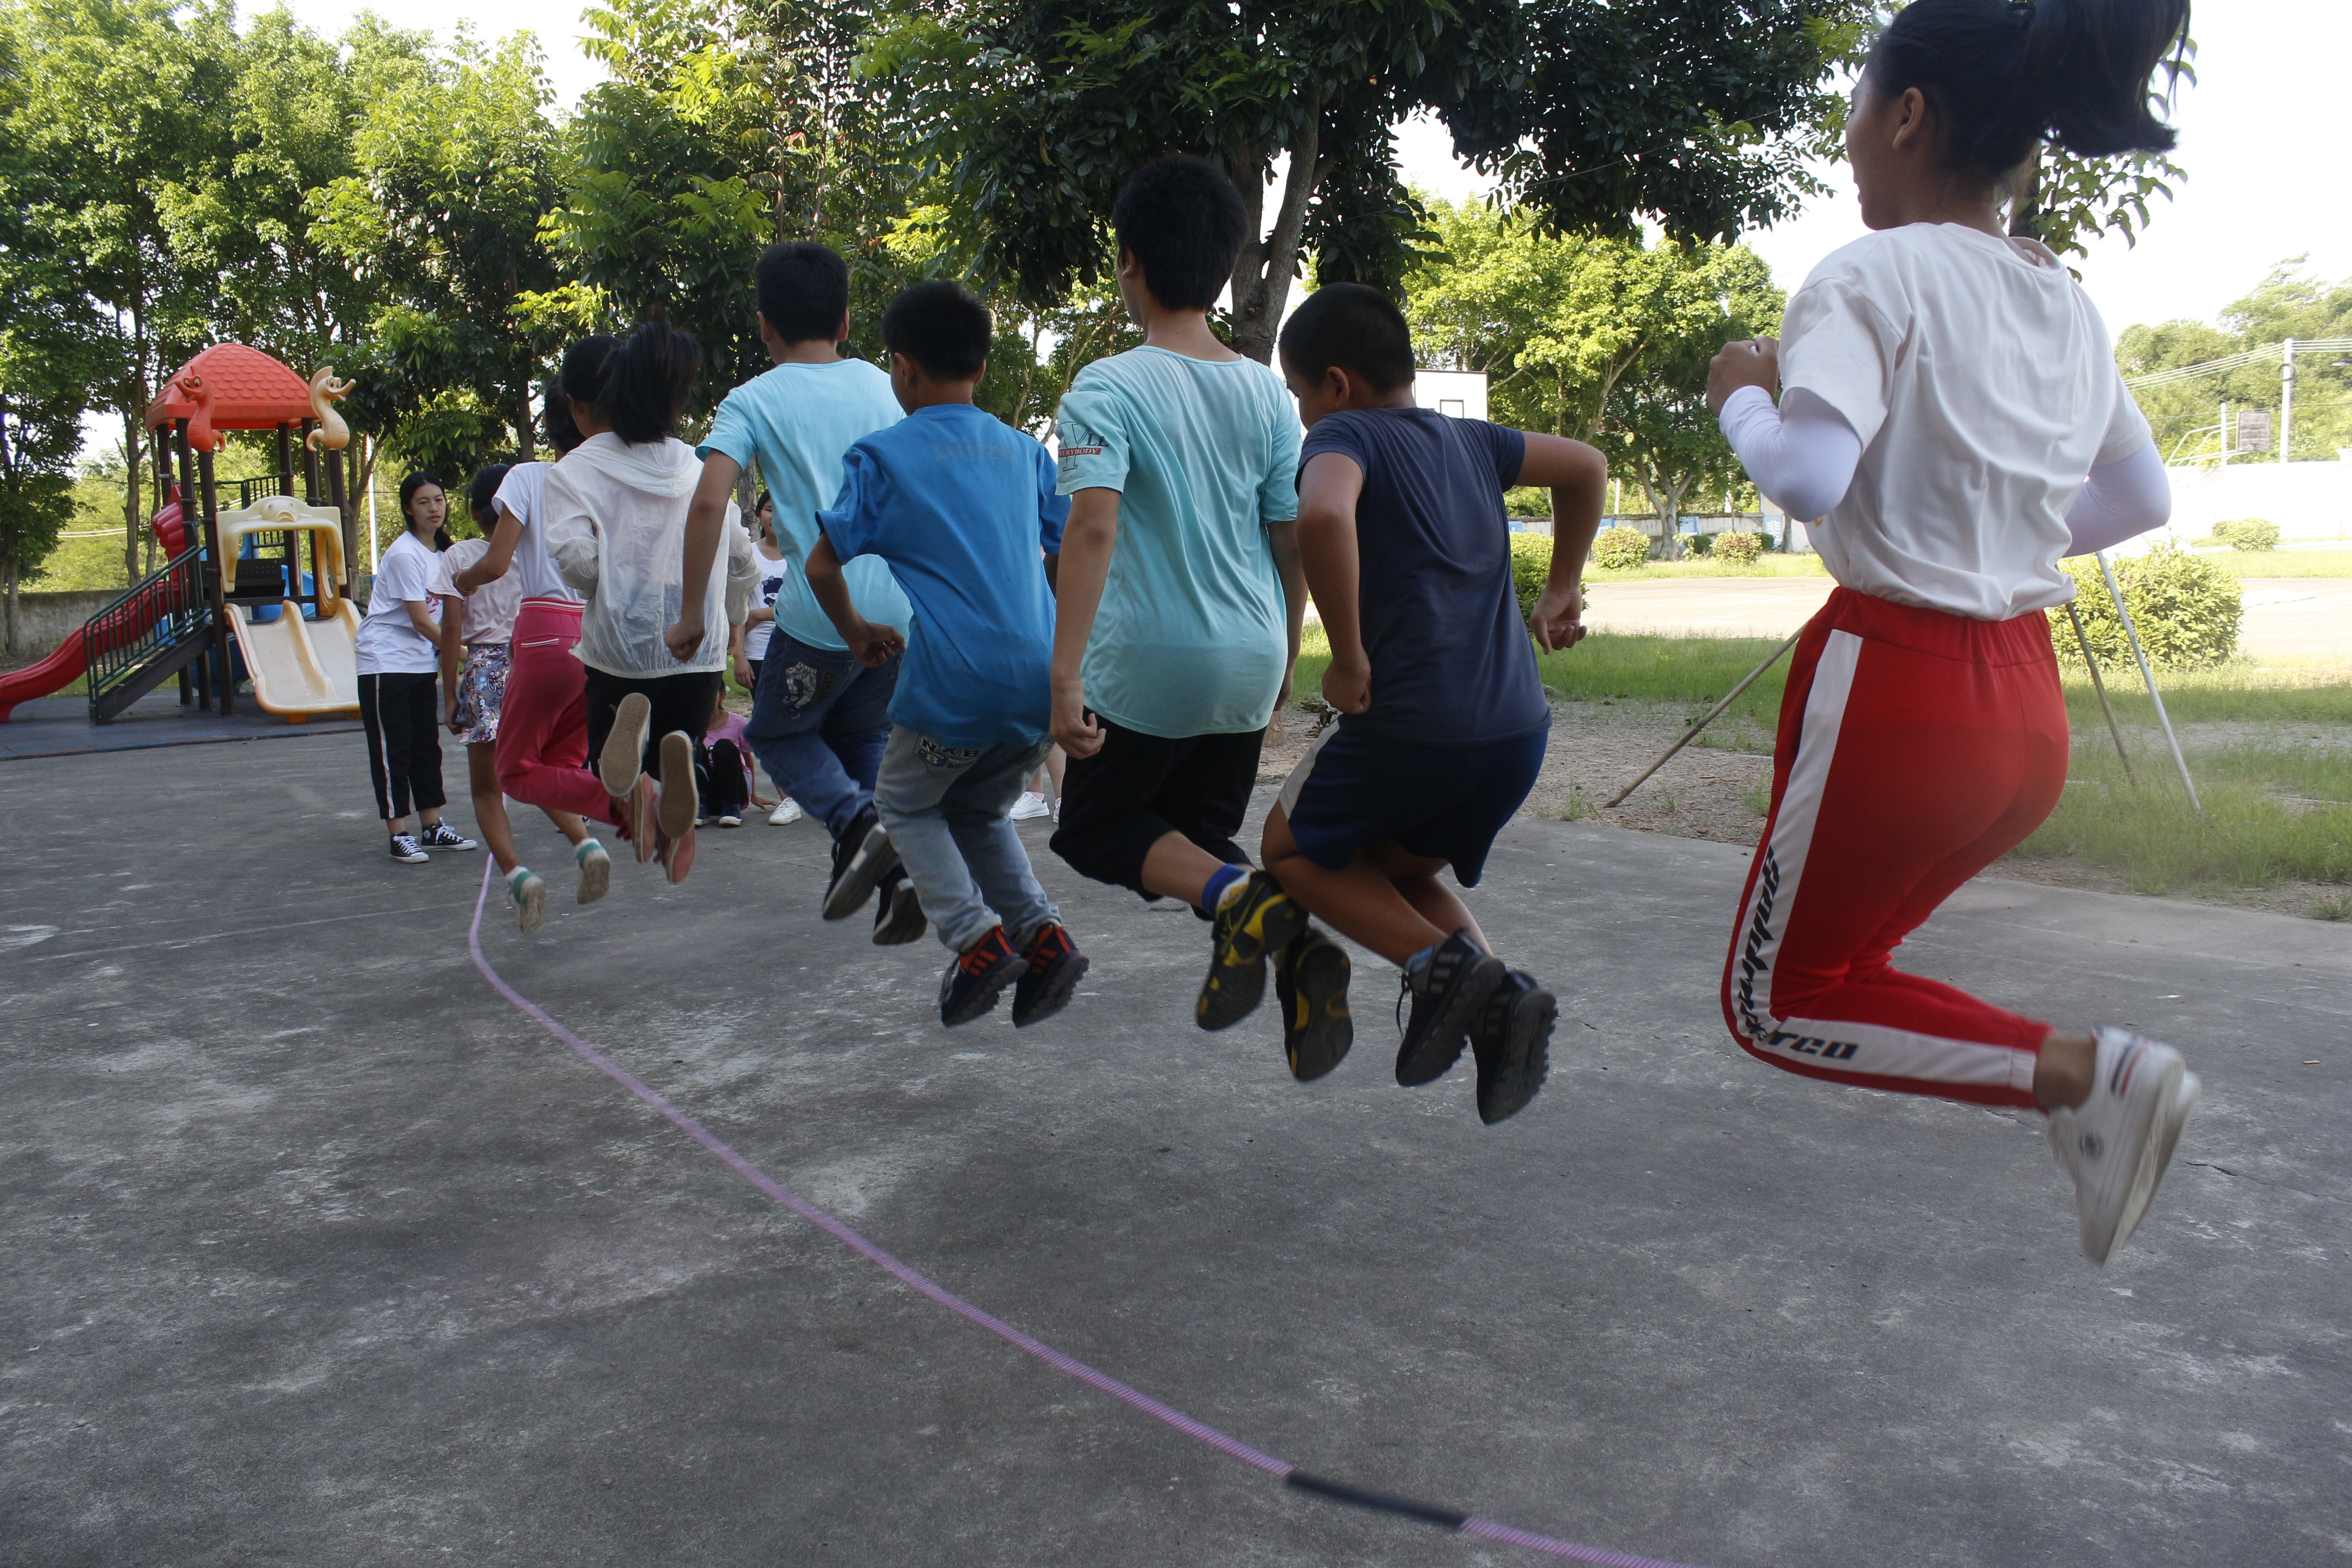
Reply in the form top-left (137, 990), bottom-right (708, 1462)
top-left (1406, 198), bottom-right (1782, 552)
top-left (869, 0), bottom-right (1863, 364)
top-left (9, 0), bottom-right (237, 587)
top-left (311, 27), bottom-right (566, 484)
top-left (2115, 260), bottom-right (2352, 465)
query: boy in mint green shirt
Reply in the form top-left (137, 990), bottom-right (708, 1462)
top-left (1047, 155), bottom-right (1344, 1075)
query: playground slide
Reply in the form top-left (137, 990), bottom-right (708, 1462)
top-left (0, 597), bottom-right (170, 724)
top-left (225, 598), bottom-right (361, 720)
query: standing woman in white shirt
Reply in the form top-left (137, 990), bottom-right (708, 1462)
top-left (1701, 0), bottom-right (2194, 1266)
top-left (354, 471), bottom-right (477, 863)
top-left (540, 322), bottom-right (758, 885)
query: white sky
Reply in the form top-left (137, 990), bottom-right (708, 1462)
top-left (234, 0), bottom-right (2352, 337)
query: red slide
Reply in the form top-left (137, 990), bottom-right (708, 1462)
top-left (0, 495), bottom-right (189, 722)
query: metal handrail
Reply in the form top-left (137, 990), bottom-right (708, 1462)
top-left (83, 545), bottom-right (211, 723)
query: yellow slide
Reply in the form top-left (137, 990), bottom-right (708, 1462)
top-left (218, 496), bottom-right (362, 720)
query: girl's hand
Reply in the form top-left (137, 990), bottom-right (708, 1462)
top-left (1529, 582), bottom-right (1587, 653)
top-left (731, 655), bottom-right (755, 689)
top-left (663, 616), bottom-right (705, 662)
top-left (1706, 336), bottom-right (1779, 414)
top-left (444, 696), bottom-right (464, 734)
top-left (1322, 652), bottom-right (1371, 715)
top-left (1051, 680), bottom-right (1102, 759)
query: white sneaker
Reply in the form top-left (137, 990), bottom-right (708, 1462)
top-left (1011, 791), bottom-right (1052, 821)
top-left (716, 813), bottom-right (742, 828)
top-left (2048, 1028), bottom-right (2189, 1265)
top-left (575, 838), bottom-right (611, 905)
top-left (768, 799), bottom-right (803, 826)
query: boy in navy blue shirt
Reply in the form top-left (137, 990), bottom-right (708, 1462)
top-left (803, 281), bottom-right (1088, 1029)
top-left (1267, 283), bottom-right (1607, 1125)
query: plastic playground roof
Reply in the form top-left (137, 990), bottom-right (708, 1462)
top-left (145, 343), bottom-right (314, 431)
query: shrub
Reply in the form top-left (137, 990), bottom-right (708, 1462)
top-left (1589, 525), bottom-right (1653, 571)
top-left (2053, 540), bottom-right (2241, 670)
top-left (1712, 530), bottom-right (1765, 564)
top-left (1681, 530), bottom-right (1712, 556)
top-left (1508, 532), bottom-right (1554, 617)
top-left (2215, 516), bottom-right (2280, 552)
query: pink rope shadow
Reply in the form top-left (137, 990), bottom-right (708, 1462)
top-left (466, 864), bottom-right (1725, 1568)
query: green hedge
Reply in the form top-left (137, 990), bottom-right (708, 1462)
top-left (2215, 517), bottom-right (2281, 552)
top-left (1509, 532), bottom-right (1553, 617)
top-left (2055, 540), bottom-right (2241, 670)
top-left (1712, 530), bottom-right (1765, 564)
top-left (1590, 525), bottom-right (1653, 571)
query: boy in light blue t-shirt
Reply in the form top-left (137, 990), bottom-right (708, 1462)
top-left (666, 241), bottom-right (924, 942)
top-left (1046, 155), bottom-right (1345, 1076)
top-left (803, 281), bottom-right (1088, 1030)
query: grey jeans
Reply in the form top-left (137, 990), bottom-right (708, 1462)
top-left (873, 726), bottom-right (1060, 955)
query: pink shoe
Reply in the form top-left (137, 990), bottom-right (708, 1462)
top-left (660, 823), bottom-right (697, 885)
top-left (624, 774), bottom-right (662, 864)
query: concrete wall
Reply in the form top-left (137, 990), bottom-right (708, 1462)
top-left (2163, 461), bottom-right (2352, 540)
top-left (3, 590), bottom-right (122, 657)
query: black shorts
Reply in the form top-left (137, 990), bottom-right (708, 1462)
top-left (1049, 721), bottom-right (1265, 897)
top-left (1276, 720), bottom-right (1547, 887)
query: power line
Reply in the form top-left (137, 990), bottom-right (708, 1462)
top-left (2124, 337), bottom-right (2352, 391)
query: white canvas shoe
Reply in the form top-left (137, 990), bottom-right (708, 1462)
top-left (1010, 791), bottom-right (1052, 822)
top-left (768, 798), bottom-right (803, 826)
top-left (2048, 1028), bottom-right (2188, 1265)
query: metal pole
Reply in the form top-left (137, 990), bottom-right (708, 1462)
top-left (1605, 629), bottom-right (1803, 808)
top-left (2279, 338), bottom-right (2295, 464)
top-left (2095, 550), bottom-right (2198, 812)
top-left (2064, 601), bottom-right (2135, 783)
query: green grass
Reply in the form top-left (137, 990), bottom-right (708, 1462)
top-left (2192, 549), bottom-right (2352, 578)
top-left (2021, 776), bottom-right (2352, 895)
top-left (1581, 554), bottom-right (1829, 583)
top-left (2065, 657), bottom-right (2352, 726)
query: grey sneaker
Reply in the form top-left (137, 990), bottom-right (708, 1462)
top-left (2048, 1028), bottom-right (2189, 1265)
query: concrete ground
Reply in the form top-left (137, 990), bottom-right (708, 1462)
top-left (1582, 575), bottom-right (2352, 657)
top-left (3, 732), bottom-right (2347, 1568)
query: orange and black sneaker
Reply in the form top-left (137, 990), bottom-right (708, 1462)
top-left (1274, 926), bottom-right (1352, 1081)
top-left (1196, 870), bottom-right (1306, 1031)
top-left (1011, 922), bottom-right (1089, 1028)
top-left (939, 925), bottom-right (1028, 1027)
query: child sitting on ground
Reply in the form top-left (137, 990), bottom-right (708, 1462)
top-left (804, 280), bottom-right (1088, 1029)
top-left (696, 687), bottom-right (759, 828)
top-left (1265, 283), bottom-right (1608, 1125)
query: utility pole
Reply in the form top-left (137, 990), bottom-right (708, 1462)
top-left (2221, 399), bottom-right (2231, 462)
top-left (2281, 338), bottom-right (2296, 463)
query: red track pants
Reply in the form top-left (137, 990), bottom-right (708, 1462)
top-left (1721, 587), bottom-right (2068, 1110)
top-left (496, 600), bottom-right (621, 830)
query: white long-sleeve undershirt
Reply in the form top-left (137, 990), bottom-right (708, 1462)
top-left (1715, 383), bottom-right (2172, 557)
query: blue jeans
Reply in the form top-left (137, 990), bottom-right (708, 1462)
top-left (874, 727), bottom-right (1059, 955)
top-left (743, 629), bottom-right (898, 840)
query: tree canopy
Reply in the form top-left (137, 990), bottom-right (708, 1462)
top-left (2117, 261), bottom-right (2352, 465)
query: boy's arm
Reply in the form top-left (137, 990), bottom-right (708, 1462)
top-left (1293, 452), bottom-right (1369, 714)
top-left (803, 536), bottom-right (903, 669)
top-left (666, 453), bottom-right (741, 662)
top-left (1265, 519), bottom-right (1307, 711)
top-left (455, 508), bottom-right (521, 593)
top-left (1515, 433), bottom-right (1607, 653)
top-left (1049, 488), bottom-right (1118, 758)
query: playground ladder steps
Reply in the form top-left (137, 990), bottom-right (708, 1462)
top-left (83, 547), bottom-right (214, 725)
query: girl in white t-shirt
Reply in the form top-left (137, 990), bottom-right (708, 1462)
top-left (1695, 0), bottom-right (2195, 1266)
top-left (435, 464), bottom-right (603, 933)
top-left (354, 471), bottom-right (475, 863)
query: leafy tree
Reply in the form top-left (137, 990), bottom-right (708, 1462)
top-left (311, 28), bottom-right (566, 482)
top-left (2116, 261), bottom-right (2352, 465)
top-left (8, 0), bottom-right (237, 585)
top-left (1406, 198), bottom-right (1781, 552)
top-left (869, 0), bottom-right (1863, 363)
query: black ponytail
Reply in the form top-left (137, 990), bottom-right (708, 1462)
top-left (433, 526), bottom-right (454, 552)
top-left (602, 321), bottom-right (701, 446)
top-left (557, 334), bottom-right (623, 425)
top-left (540, 375), bottom-right (585, 455)
top-left (467, 462), bottom-right (512, 529)
top-left (1868, 0), bottom-right (2190, 181)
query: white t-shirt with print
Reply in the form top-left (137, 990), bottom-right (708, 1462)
top-left (744, 544), bottom-right (789, 659)
top-left (355, 531), bottom-right (443, 675)
top-left (430, 536), bottom-right (522, 645)
top-left (1778, 223), bottom-right (2153, 621)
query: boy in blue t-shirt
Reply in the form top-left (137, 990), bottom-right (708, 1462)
top-left (666, 242), bottom-right (924, 943)
top-left (1047, 155), bottom-right (1331, 1067)
top-left (803, 281), bottom-right (1088, 1029)
top-left (1268, 283), bottom-right (1608, 1127)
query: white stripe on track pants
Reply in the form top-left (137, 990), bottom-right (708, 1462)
top-left (1720, 586), bottom-right (2069, 1110)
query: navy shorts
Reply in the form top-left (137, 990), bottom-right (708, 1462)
top-left (1276, 720), bottom-right (1548, 886)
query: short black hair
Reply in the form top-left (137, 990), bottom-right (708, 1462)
top-left (1279, 283), bottom-right (1416, 394)
top-left (882, 280), bottom-right (993, 381)
top-left (466, 462), bottom-right (512, 525)
top-left (756, 242), bottom-right (850, 344)
top-left (1111, 156), bottom-right (1249, 312)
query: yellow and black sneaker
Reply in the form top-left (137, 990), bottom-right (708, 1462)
top-left (1274, 926), bottom-right (1352, 1081)
top-left (1196, 869), bottom-right (1306, 1031)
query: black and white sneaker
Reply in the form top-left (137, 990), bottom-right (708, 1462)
top-left (872, 866), bottom-right (927, 946)
top-left (1470, 970), bottom-right (1555, 1125)
top-left (418, 821), bottom-right (477, 852)
top-left (388, 832), bottom-right (430, 864)
top-left (1395, 931), bottom-right (1506, 1087)
top-left (822, 804), bottom-right (900, 921)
